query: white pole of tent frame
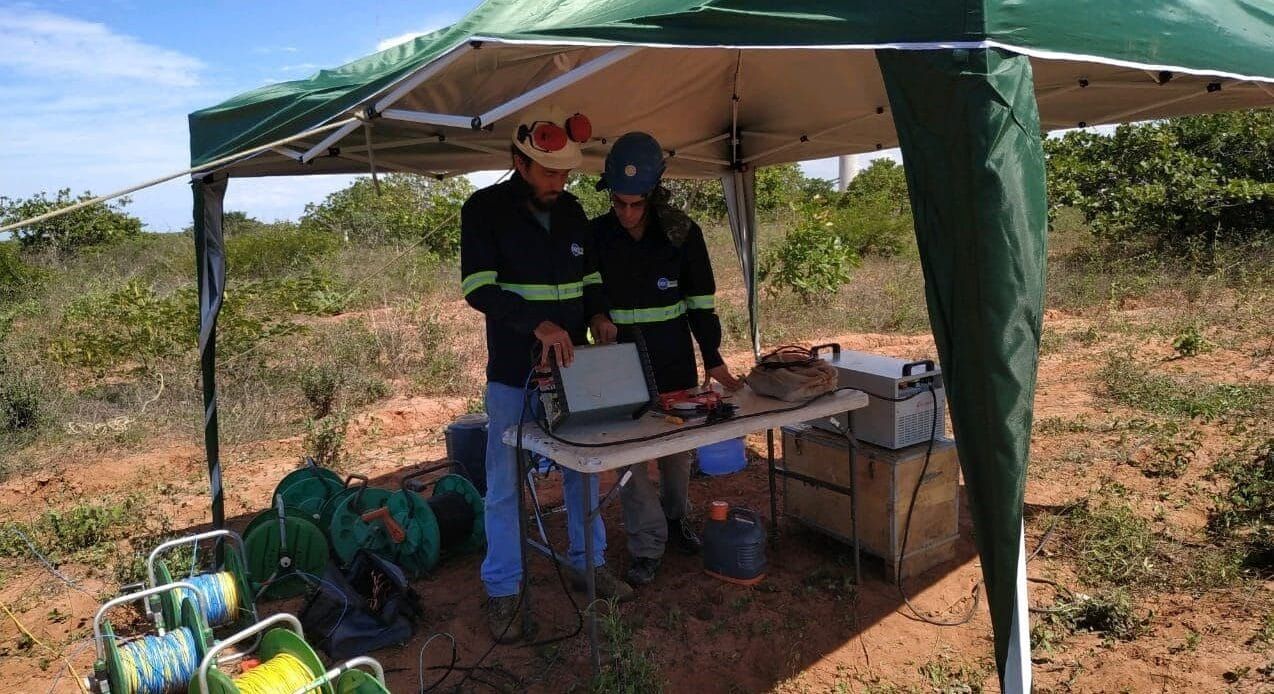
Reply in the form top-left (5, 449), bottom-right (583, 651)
top-left (741, 108), bottom-right (884, 165)
top-left (0, 117), bottom-right (360, 234)
top-left (371, 42), bottom-right (474, 115)
top-left (379, 109), bottom-right (476, 130)
top-left (668, 152), bottom-right (730, 166)
top-left (476, 46), bottom-right (642, 127)
top-left (362, 123), bottom-right (381, 194)
top-left (301, 120), bottom-right (362, 163)
top-left (1086, 81), bottom-right (1229, 127)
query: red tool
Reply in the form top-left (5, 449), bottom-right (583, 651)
top-left (659, 389), bottom-right (726, 411)
top-left (361, 507), bottom-right (407, 543)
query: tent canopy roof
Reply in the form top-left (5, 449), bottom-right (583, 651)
top-left (189, 0), bottom-right (1274, 178)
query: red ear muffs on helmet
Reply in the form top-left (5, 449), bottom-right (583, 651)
top-left (564, 113), bottom-right (592, 143)
top-left (517, 121), bottom-right (568, 153)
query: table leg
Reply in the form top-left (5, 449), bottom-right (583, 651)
top-left (846, 428), bottom-right (861, 586)
top-left (581, 472), bottom-right (600, 673)
top-left (767, 429), bottom-right (779, 542)
top-left (516, 447), bottom-right (532, 636)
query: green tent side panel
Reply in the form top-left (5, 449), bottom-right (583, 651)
top-left (877, 47), bottom-right (1047, 688)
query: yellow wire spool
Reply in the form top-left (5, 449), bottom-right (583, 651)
top-left (234, 652), bottom-right (314, 694)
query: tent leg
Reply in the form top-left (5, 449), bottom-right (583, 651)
top-left (193, 175), bottom-right (229, 529)
top-left (721, 169), bottom-right (760, 360)
top-left (877, 47), bottom-right (1047, 694)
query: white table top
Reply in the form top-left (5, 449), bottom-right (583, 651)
top-left (502, 386), bottom-right (869, 473)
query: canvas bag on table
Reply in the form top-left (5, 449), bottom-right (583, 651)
top-left (745, 347), bottom-right (838, 402)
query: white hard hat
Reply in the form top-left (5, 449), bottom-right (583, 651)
top-left (511, 104), bottom-right (589, 170)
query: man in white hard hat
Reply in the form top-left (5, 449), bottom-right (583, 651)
top-left (460, 105), bottom-right (632, 643)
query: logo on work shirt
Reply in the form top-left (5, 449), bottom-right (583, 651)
top-left (570, 243), bottom-right (584, 257)
top-left (656, 277), bottom-right (679, 290)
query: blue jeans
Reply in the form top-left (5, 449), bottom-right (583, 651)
top-left (482, 381), bottom-right (606, 598)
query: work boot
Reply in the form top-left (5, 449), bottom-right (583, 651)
top-left (486, 594), bottom-right (533, 644)
top-left (568, 564), bottom-right (635, 603)
top-left (667, 516), bottom-right (703, 555)
top-left (625, 556), bottom-right (661, 586)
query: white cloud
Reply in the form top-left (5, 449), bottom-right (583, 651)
top-left (374, 12), bottom-right (462, 51)
top-left (0, 6), bottom-right (205, 87)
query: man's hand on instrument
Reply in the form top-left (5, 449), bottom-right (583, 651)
top-left (534, 320), bottom-right (574, 368)
top-left (704, 364), bottom-right (743, 392)
top-left (590, 314), bottom-right (618, 345)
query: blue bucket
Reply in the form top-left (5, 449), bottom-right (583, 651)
top-left (696, 437), bottom-right (747, 476)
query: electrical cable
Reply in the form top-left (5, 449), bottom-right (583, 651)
top-left (8, 529), bottom-right (97, 598)
top-left (1, 598), bottom-right (89, 693)
top-left (537, 386), bottom-right (848, 449)
top-left (894, 385), bottom-right (982, 626)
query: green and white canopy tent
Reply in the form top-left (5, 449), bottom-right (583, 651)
top-left (188, 2), bottom-right (1274, 689)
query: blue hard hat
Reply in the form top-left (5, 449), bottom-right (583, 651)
top-left (598, 132), bottom-right (666, 195)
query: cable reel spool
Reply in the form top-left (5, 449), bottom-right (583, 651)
top-left (326, 477), bottom-right (395, 566)
top-left (193, 614), bottom-right (331, 694)
top-left (271, 458), bottom-right (345, 526)
top-left (148, 530), bottom-right (257, 634)
top-left (88, 582), bottom-right (213, 694)
top-left (398, 467), bottom-right (486, 575)
top-left (244, 495), bottom-right (330, 601)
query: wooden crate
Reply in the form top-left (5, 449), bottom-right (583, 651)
top-left (781, 424), bottom-right (961, 581)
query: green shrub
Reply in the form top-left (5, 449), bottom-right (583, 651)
top-left (304, 411), bottom-right (350, 469)
top-left (300, 365), bottom-right (342, 419)
top-left (835, 159), bottom-right (915, 257)
top-left (1, 189), bottom-right (142, 254)
top-left (760, 197), bottom-right (858, 302)
top-left (1045, 110), bottom-right (1274, 254)
top-left (0, 242), bottom-right (42, 303)
top-left (1099, 353), bottom-right (1272, 420)
top-left (225, 222), bottom-right (339, 279)
top-left (1171, 324), bottom-right (1212, 358)
top-left (1209, 440), bottom-right (1274, 551)
top-left (0, 372), bottom-right (46, 433)
top-left (300, 174), bottom-right (473, 253)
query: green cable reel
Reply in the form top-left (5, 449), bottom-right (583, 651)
top-left (272, 458), bottom-right (345, 525)
top-left (90, 583), bottom-right (213, 694)
top-left (148, 530), bottom-right (256, 634)
top-left (193, 613), bottom-right (332, 694)
top-left (243, 495), bottom-right (330, 601)
top-left (327, 476), bottom-right (395, 566)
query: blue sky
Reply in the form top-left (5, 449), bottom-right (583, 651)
top-left (0, 1), bottom-right (873, 231)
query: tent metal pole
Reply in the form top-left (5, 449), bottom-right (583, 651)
top-left (669, 152), bottom-right (729, 166)
top-left (673, 132), bottom-right (730, 153)
top-left (1034, 83), bottom-right (1083, 102)
top-left (1088, 83), bottom-right (1224, 125)
top-left (380, 109), bottom-right (477, 130)
top-left (341, 135), bottom-right (442, 154)
top-left (372, 42), bottom-right (474, 114)
top-left (476, 46), bottom-right (642, 127)
top-left (301, 121), bottom-right (362, 163)
top-left (271, 146), bottom-right (305, 161)
top-left (1251, 81), bottom-right (1274, 99)
top-left (362, 123), bottom-right (381, 193)
top-left (443, 139), bottom-right (509, 156)
top-left (741, 110), bottom-right (879, 164)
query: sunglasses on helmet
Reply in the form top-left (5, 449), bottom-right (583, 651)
top-left (516, 113), bottom-right (593, 153)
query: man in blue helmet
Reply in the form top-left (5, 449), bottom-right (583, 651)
top-left (591, 131), bottom-right (743, 586)
top-left (461, 105), bottom-right (632, 643)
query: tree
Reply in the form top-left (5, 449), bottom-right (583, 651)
top-left (834, 159), bottom-right (915, 257)
top-left (1045, 110), bottom-right (1273, 252)
top-left (0, 189), bottom-right (142, 254)
top-left (299, 174), bottom-right (474, 253)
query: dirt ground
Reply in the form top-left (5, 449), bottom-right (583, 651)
top-left (1, 307), bottom-right (1271, 693)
